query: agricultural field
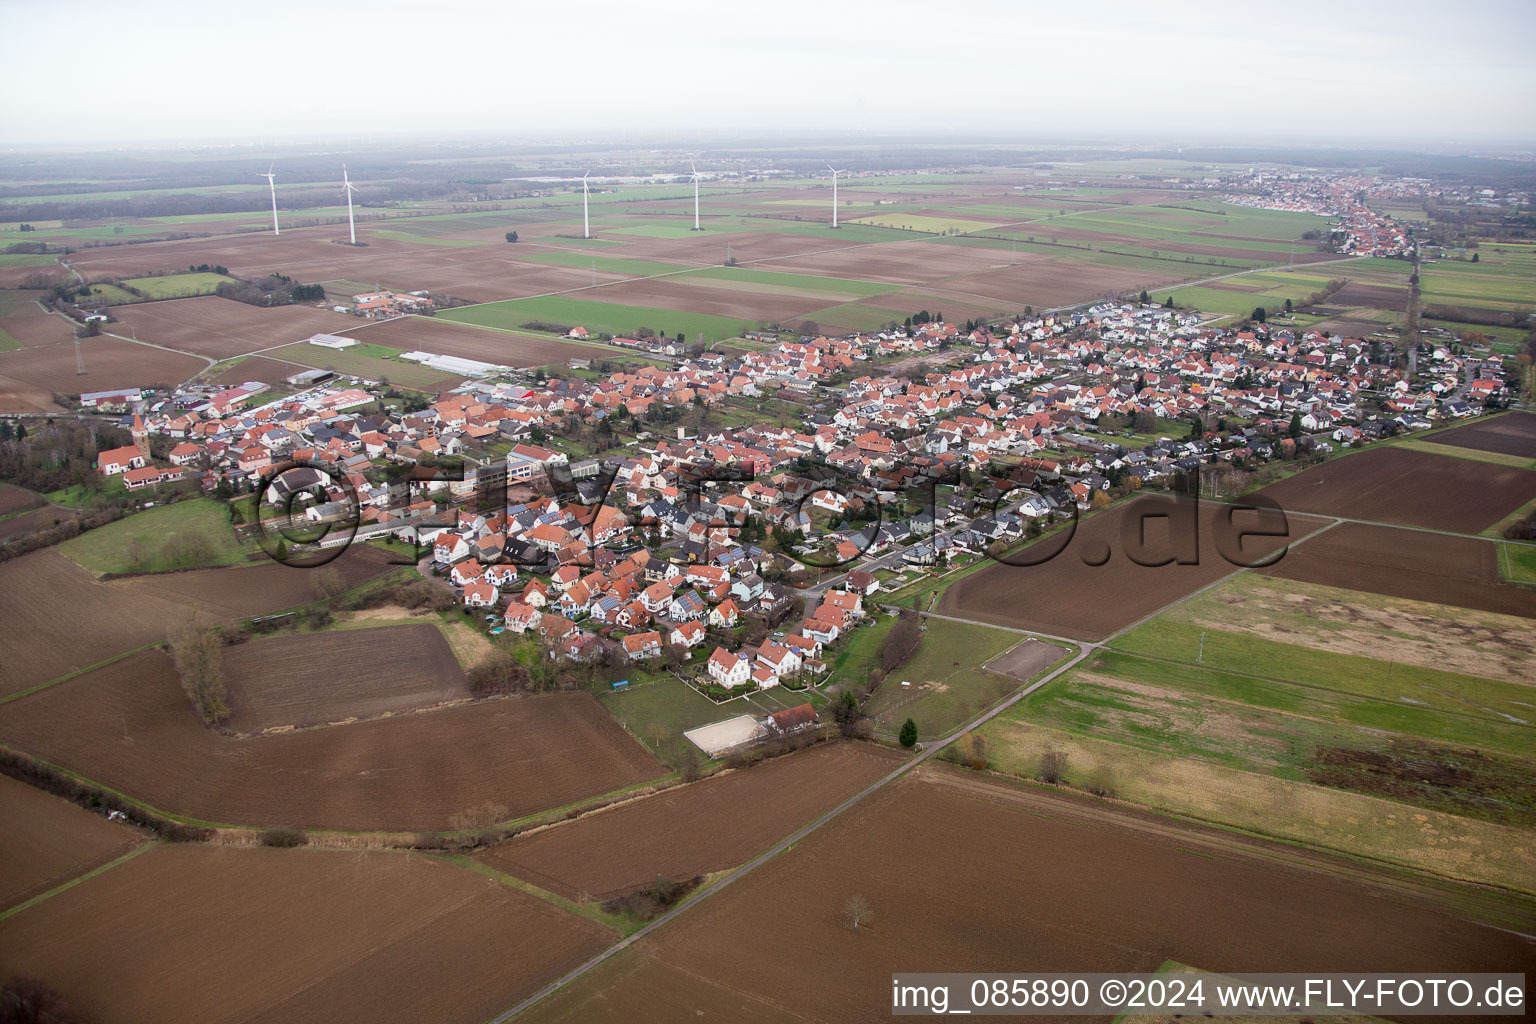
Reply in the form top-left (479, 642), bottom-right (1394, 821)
top-left (0, 844), bottom-right (612, 1024)
top-left (109, 294), bottom-right (359, 359)
top-left (523, 771), bottom-right (1536, 1024)
top-left (199, 353), bottom-right (311, 386)
top-left (0, 311), bottom-right (76, 348)
top-left (1418, 243), bottom-right (1536, 317)
top-left (0, 774), bottom-right (143, 911)
top-left (440, 294), bottom-right (756, 343)
top-left (269, 337), bottom-right (460, 390)
top-left (0, 335), bottom-right (206, 413)
top-left (938, 498), bottom-right (1323, 641)
top-left (973, 566), bottom-right (1536, 891)
top-left (0, 544), bottom-right (396, 696)
top-left (0, 649), bottom-right (664, 830)
top-left (58, 497), bottom-right (249, 575)
top-left (120, 271), bottom-right (238, 298)
top-left (477, 743), bottom-right (901, 900)
top-left (343, 313), bottom-right (609, 367)
top-left (1259, 522), bottom-right (1536, 617)
top-left (223, 623), bottom-right (468, 733)
top-left (1427, 410), bottom-right (1536, 460)
top-left (0, 481), bottom-right (45, 517)
top-left (862, 621), bottom-right (1065, 739)
top-left (978, 708), bottom-right (1536, 892)
top-left (1168, 259), bottom-right (1397, 319)
top-left (1253, 446), bottom-right (1536, 533)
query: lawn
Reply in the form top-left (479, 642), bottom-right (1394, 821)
top-left (440, 295), bottom-right (754, 343)
top-left (121, 272), bottom-right (237, 299)
top-left (863, 619), bottom-right (1066, 740)
top-left (58, 498), bottom-right (249, 574)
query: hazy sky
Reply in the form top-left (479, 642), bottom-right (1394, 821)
top-left (3, 0), bottom-right (1534, 147)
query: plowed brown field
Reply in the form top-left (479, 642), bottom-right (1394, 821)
top-left (1254, 447), bottom-right (1536, 533)
top-left (223, 623), bottom-right (467, 733)
top-left (0, 775), bottom-right (143, 910)
top-left (0, 544), bottom-right (397, 695)
top-left (939, 499), bottom-right (1324, 641)
top-left (477, 743), bottom-right (902, 899)
top-left (0, 649), bottom-right (663, 830)
top-left (524, 769), bottom-right (1536, 1024)
top-left (1260, 522), bottom-right (1536, 618)
top-left (111, 295), bottom-right (359, 358)
top-left (0, 844), bottom-right (612, 1024)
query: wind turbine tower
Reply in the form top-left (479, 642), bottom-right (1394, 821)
top-left (582, 171), bottom-right (591, 239)
top-left (342, 165), bottom-right (360, 245)
top-left (826, 164), bottom-right (844, 228)
top-left (260, 167), bottom-right (279, 236)
top-left (690, 162), bottom-right (702, 231)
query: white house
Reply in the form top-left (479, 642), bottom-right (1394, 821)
top-left (706, 647), bottom-right (751, 687)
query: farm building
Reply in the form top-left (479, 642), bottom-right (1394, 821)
top-left (306, 334), bottom-right (357, 350)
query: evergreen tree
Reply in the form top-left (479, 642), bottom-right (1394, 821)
top-left (1288, 412), bottom-right (1303, 439)
top-left (899, 718), bottom-right (918, 748)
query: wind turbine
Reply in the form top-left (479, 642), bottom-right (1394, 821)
top-left (342, 164), bottom-right (359, 245)
top-left (690, 161), bottom-right (702, 231)
top-left (582, 171), bottom-right (591, 239)
top-left (826, 163), bottom-right (845, 228)
top-left (260, 166), bottom-right (279, 236)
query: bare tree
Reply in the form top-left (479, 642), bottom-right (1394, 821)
top-left (310, 564), bottom-right (344, 600)
top-left (843, 893), bottom-right (873, 931)
top-left (167, 614), bottom-right (228, 724)
top-left (1038, 751), bottom-right (1068, 785)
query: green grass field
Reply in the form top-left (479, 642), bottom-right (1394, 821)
top-left (1499, 542), bottom-right (1536, 585)
top-left (973, 710), bottom-right (1536, 893)
top-left (121, 272), bottom-right (237, 299)
top-left (1419, 244), bottom-right (1536, 315)
top-left (863, 620), bottom-right (1068, 740)
top-left (440, 295), bottom-right (754, 342)
top-left (83, 283), bottom-right (141, 305)
top-left (59, 499), bottom-right (249, 574)
top-left (269, 340), bottom-right (451, 390)
top-left (954, 564), bottom-right (1536, 892)
top-left (798, 301), bottom-right (914, 333)
top-left (0, 252), bottom-right (58, 268)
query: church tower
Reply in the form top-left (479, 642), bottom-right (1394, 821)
top-left (131, 412), bottom-right (150, 460)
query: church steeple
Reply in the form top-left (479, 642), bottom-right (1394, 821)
top-left (131, 413), bottom-right (149, 460)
